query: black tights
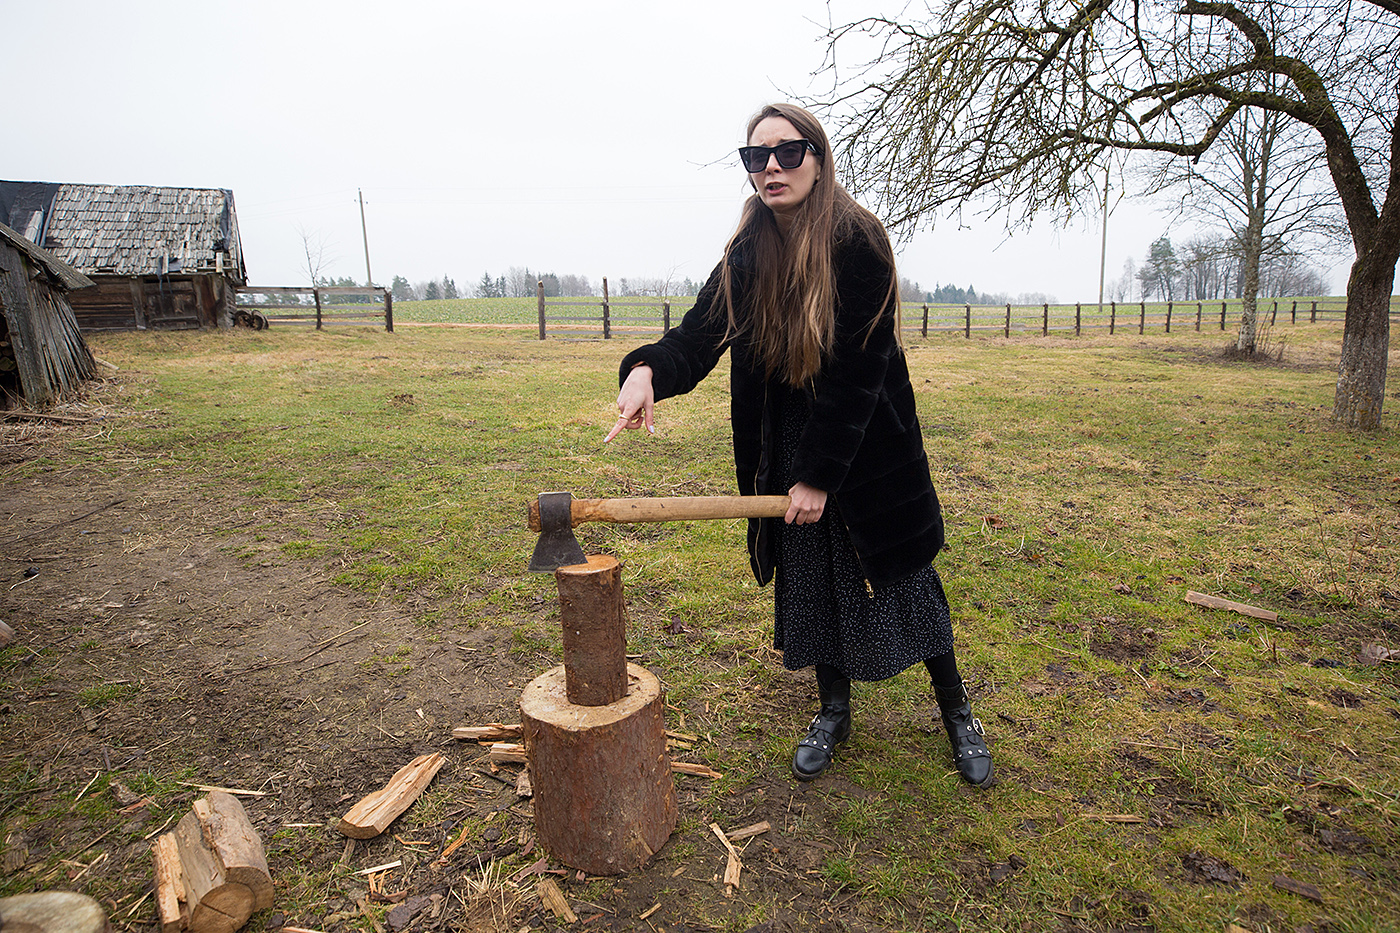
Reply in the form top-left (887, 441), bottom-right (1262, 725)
top-left (814, 651), bottom-right (962, 692)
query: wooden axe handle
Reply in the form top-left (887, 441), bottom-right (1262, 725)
top-left (528, 495), bottom-right (791, 531)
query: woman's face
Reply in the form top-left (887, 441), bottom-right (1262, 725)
top-left (748, 116), bottom-right (820, 229)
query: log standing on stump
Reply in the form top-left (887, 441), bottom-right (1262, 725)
top-left (520, 555), bottom-right (677, 875)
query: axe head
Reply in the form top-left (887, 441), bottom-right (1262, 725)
top-left (528, 491), bottom-right (586, 572)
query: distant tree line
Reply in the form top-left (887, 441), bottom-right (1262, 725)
top-left (386, 268), bottom-right (707, 301)
top-left (1108, 233), bottom-right (1329, 304)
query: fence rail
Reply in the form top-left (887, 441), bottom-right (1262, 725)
top-left (535, 286), bottom-right (1369, 341)
top-left (899, 297), bottom-right (1360, 337)
top-left (235, 286), bottom-right (393, 331)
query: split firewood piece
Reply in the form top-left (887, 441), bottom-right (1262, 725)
top-left (488, 743), bottom-right (528, 765)
top-left (708, 823), bottom-right (742, 896)
top-left (162, 791), bottom-right (273, 933)
top-left (1184, 590), bottom-right (1279, 622)
top-left (670, 761), bottom-right (722, 779)
top-left (515, 767), bottom-right (533, 798)
top-left (338, 753), bottom-right (446, 839)
top-left (725, 821), bottom-right (771, 843)
top-left (0, 891), bottom-right (111, 933)
top-left (535, 878), bottom-right (578, 923)
top-left (152, 832), bottom-right (186, 933)
top-left (452, 723), bottom-right (523, 742)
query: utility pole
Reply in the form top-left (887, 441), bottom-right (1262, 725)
top-left (1097, 165), bottom-right (1110, 316)
top-left (358, 188), bottom-right (374, 287)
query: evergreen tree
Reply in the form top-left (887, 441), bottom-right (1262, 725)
top-left (425, 280), bottom-right (441, 300)
top-left (443, 276), bottom-right (459, 299)
top-left (390, 276), bottom-right (413, 301)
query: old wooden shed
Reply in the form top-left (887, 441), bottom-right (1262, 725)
top-left (0, 220), bottom-right (97, 408)
top-left (0, 181), bottom-right (247, 331)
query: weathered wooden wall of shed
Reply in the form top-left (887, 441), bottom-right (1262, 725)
top-left (70, 274), bottom-right (227, 331)
top-left (0, 242), bottom-right (97, 407)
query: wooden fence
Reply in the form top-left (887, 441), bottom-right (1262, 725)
top-left (536, 278), bottom-right (683, 340)
top-left (234, 286), bottom-right (392, 331)
top-left (901, 297), bottom-right (1356, 337)
top-left (536, 287), bottom-right (1363, 341)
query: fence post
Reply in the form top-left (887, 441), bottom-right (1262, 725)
top-left (1220, 302), bottom-right (1227, 330)
top-left (314, 288), bottom-right (323, 330)
top-left (1042, 303), bottom-right (1048, 337)
top-left (602, 277), bottom-right (611, 340)
top-left (965, 304), bottom-right (971, 339)
top-left (922, 303), bottom-right (928, 337)
top-left (1139, 301), bottom-right (1146, 335)
top-left (1110, 301), bottom-right (1116, 335)
top-left (384, 290), bottom-right (393, 333)
top-left (1166, 301), bottom-right (1174, 333)
top-left (1270, 300), bottom-right (1278, 325)
top-left (1075, 303), bottom-right (1081, 337)
top-left (1004, 303), bottom-right (1011, 338)
top-left (537, 281), bottom-right (546, 340)
top-left (1291, 300), bottom-right (1296, 323)
top-left (663, 299), bottom-right (670, 333)
top-left (1310, 300), bottom-right (1317, 323)
top-left (1195, 301), bottom-right (1202, 331)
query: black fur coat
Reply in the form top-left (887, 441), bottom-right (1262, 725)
top-left (618, 225), bottom-right (944, 590)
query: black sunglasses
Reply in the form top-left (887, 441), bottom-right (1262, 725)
top-left (738, 139), bottom-right (819, 173)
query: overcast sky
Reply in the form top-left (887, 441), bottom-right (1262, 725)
top-left (10, 1), bottom-right (1346, 300)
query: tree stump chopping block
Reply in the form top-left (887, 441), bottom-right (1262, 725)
top-left (521, 662), bottom-right (677, 875)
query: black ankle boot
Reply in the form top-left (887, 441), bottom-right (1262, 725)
top-left (792, 677), bottom-right (851, 781)
top-left (935, 681), bottom-right (993, 787)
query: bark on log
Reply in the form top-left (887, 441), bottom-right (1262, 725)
top-left (521, 663), bottom-right (676, 875)
top-left (555, 555), bottom-right (627, 706)
top-left (0, 892), bottom-right (110, 933)
top-left (337, 752), bottom-right (446, 839)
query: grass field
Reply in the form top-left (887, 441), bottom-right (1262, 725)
top-left (2, 320), bottom-right (1398, 932)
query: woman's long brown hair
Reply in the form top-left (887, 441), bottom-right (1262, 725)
top-left (716, 103), bottom-right (899, 386)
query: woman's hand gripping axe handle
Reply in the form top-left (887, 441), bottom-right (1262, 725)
top-left (527, 491), bottom-right (792, 572)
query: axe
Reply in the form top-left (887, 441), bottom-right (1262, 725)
top-left (527, 490), bottom-right (791, 572)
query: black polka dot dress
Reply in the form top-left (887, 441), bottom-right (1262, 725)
top-left (771, 386), bottom-right (954, 682)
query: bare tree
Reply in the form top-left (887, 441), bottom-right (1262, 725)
top-left (296, 225), bottom-right (336, 290)
top-left (817, 0), bottom-right (1400, 427)
top-left (1143, 90), bottom-right (1342, 351)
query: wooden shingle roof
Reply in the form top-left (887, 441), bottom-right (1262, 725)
top-left (0, 182), bottom-right (245, 282)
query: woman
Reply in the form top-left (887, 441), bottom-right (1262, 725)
top-left (604, 103), bottom-right (992, 787)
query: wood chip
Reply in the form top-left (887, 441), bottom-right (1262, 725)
top-left (488, 742), bottom-right (528, 764)
top-left (508, 855), bottom-right (548, 885)
top-left (177, 782), bottom-right (267, 797)
top-left (452, 722), bottom-right (523, 742)
top-left (670, 761), bottom-right (722, 778)
top-left (708, 823), bottom-right (742, 895)
top-left (1272, 874), bottom-right (1324, 902)
top-left (355, 860), bottom-right (402, 875)
top-left (1185, 590), bottom-right (1279, 622)
top-left (639, 903), bottom-right (661, 920)
top-left (515, 767), bottom-right (533, 798)
top-left (725, 820), bottom-right (771, 842)
top-left (536, 877), bottom-right (578, 923)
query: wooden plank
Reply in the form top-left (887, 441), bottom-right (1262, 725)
top-left (1184, 591), bottom-right (1278, 622)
